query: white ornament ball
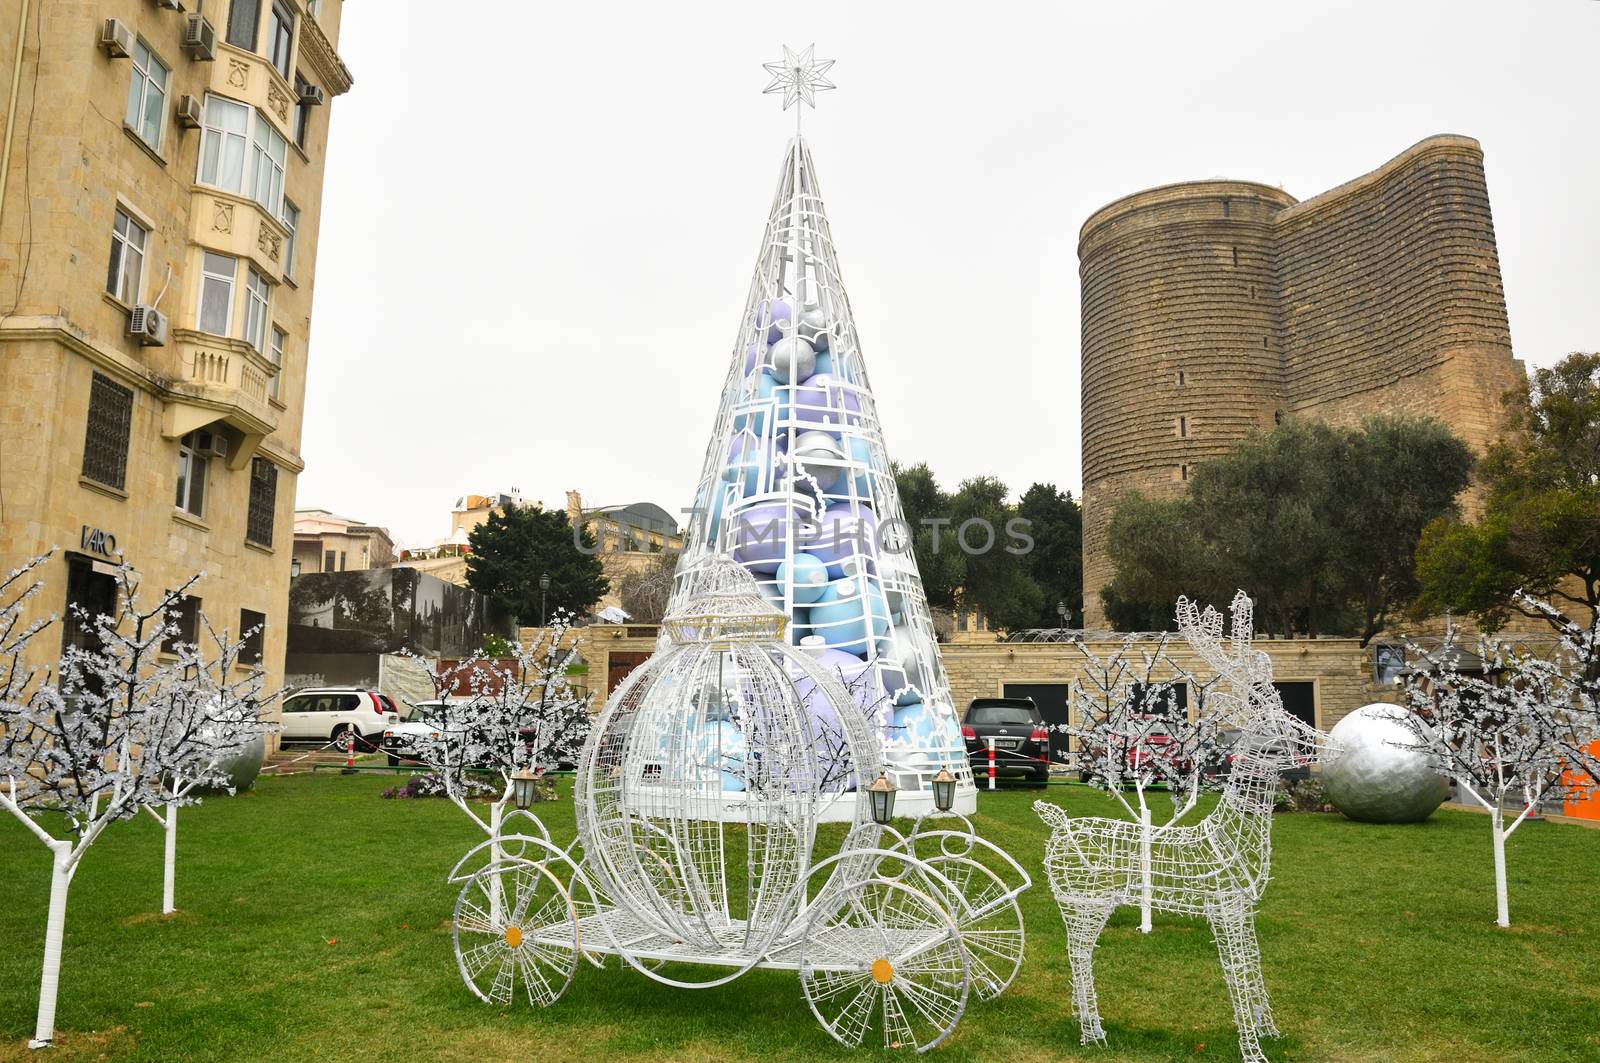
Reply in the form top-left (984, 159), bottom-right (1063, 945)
top-left (770, 336), bottom-right (816, 384)
top-left (1323, 703), bottom-right (1449, 824)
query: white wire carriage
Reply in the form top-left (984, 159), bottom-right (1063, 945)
top-left (445, 559), bottom-right (1030, 1052)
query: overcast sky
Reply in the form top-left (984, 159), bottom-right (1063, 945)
top-left (299, 0), bottom-right (1600, 548)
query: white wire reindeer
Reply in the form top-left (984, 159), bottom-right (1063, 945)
top-left (1035, 592), bottom-right (1325, 1063)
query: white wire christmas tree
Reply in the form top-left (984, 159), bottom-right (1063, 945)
top-left (669, 48), bottom-right (974, 814)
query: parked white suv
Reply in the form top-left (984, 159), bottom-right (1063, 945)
top-left (280, 687), bottom-right (400, 750)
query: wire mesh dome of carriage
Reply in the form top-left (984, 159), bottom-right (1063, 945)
top-left (576, 556), bottom-right (884, 956)
top-left (666, 131), bottom-right (975, 812)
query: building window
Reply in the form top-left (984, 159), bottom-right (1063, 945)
top-left (63, 555), bottom-right (118, 657)
top-left (124, 40), bottom-right (169, 151)
top-left (198, 94), bottom-right (250, 192)
top-left (292, 73), bottom-right (312, 147)
top-left (1262, 336), bottom-right (1270, 349)
top-left (82, 372), bottom-right (133, 490)
top-left (226, 0), bottom-right (260, 50)
top-left (250, 112), bottom-right (287, 215)
top-left (198, 95), bottom-right (287, 216)
top-left (1176, 369), bottom-right (1186, 387)
top-left (1178, 415), bottom-right (1188, 438)
top-left (247, 458), bottom-right (277, 546)
top-left (268, 325), bottom-right (285, 400)
top-left (323, 549), bottom-right (335, 572)
top-left (266, 1), bottom-right (295, 80)
top-left (105, 208), bottom-right (148, 305)
top-left (175, 431), bottom-right (214, 517)
top-left (280, 199), bottom-right (299, 278)
top-left (240, 608), bottom-right (266, 665)
top-left (243, 267), bottom-right (271, 351)
top-left (198, 251), bottom-right (237, 335)
top-left (1231, 247), bottom-right (1239, 267)
top-left (162, 593), bottom-right (201, 654)
top-left (1179, 464), bottom-right (1190, 482)
top-left (307, 0), bottom-right (323, 18)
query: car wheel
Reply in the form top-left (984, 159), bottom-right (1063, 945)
top-left (330, 723), bottom-right (351, 749)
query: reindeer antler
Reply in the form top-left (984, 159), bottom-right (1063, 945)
top-left (1177, 592), bottom-right (1280, 727)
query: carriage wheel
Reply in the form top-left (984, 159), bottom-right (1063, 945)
top-left (453, 860), bottom-right (578, 1008)
top-left (914, 855), bottom-right (1025, 1000)
top-left (800, 877), bottom-right (969, 1052)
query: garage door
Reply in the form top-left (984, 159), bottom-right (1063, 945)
top-left (1273, 681), bottom-right (1316, 728)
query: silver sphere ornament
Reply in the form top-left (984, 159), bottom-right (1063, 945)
top-left (202, 732), bottom-right (267, 793)
top-left (797, 306), bottom-right (831, 350)
top-left (792, 430), bottom-right (844, 490)
top-left (770, 336), bottom-right (816, 384)
top-left (1323, 703), bottom-right (1448, 824)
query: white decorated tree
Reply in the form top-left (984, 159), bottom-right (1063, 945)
top-left (406, 613), bottom-right (591, 843)
top-left (1396, 597), bottom-right (1600, 927)
top-left (1063, 633), bottom-right (1228, 933)
top-left (0, 561), bottom-right (271, 1047)
top-left (139, 611), bottom-right (276, 915)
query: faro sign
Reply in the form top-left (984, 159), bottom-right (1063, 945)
top-left (79, 525), bottom-right (119, 560)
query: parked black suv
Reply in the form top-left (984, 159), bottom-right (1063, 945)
top-left (961, 697), bottom-right (1051, 787)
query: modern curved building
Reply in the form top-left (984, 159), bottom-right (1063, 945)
top-left (1079, 134), bottom-right (1523, 627)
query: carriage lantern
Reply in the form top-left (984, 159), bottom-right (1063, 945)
top-left (930, 767), bottom-right (957, 813)
top-left (510, 766), bottom-right (540, 810)
top-left (866, 771), bottom-right (898, 824)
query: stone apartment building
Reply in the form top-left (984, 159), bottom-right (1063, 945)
top-left (1078, 134), bottom-right (1524, 627)
top-left (292, 507), bottom-right (394, 575)
top-left (0, 2), bottom-right (352, 706)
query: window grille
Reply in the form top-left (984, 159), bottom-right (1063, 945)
top-left (247, 458), bottom-right (278, 546)
top-left (82, 373), bottom-right (133, 490)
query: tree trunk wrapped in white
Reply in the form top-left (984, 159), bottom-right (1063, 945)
top-left (0, 558), bottom-right (274, 1048)
top-left (140, 613), bottom-right (277, 913)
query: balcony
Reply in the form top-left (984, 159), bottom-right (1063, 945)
top-left (158, 330), bottom-right (281, 469)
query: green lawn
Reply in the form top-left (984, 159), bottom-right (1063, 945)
top-left (1, 776), bottom-right (1597, 1062)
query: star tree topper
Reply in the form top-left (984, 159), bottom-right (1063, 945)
top-left (762, 44), bottom-right (836, 115)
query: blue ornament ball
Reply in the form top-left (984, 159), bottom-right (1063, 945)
top-left (778, 552), bottom-right (830, 605)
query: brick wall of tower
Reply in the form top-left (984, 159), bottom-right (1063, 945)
top-left (1077, 135), bottom-right (1523, 628)
top-left (1078, 181), bottom-right (1294, 628)
top-left (1274, 135), bottom-right (1520, 452)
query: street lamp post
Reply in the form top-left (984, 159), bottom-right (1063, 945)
top-left (1057, 600), bottom-right (1069, 629)
top-left (539, 572), bottom-right (551, 628)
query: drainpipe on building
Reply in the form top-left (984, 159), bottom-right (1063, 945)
top-left (0, 0), bottom-right (31, 251)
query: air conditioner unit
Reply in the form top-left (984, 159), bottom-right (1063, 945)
top-left (175, 94), bottom-right (203, 129)
top-left (100, 19), bottom-right (134, 58)
top-left (298, 83), bottom-right (326, 107)
top-left (152, 0), bottom-right (184, 10)
top-left (198, 431), bottom-right (228, 460)
top-left (126, 305), bottom-right (169, 347)
top-left (182, 14), bottom-right (217, 61)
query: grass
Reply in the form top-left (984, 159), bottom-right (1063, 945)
top-left (1, 776), bottom-right (1597, 1062)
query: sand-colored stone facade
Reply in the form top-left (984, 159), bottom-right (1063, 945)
top-left (943, 636), bottom-right (1385, 734)
top-left (0, 1), bottom-right (352, 734)
top-left (1079, 135), bottom-right (1525, 627)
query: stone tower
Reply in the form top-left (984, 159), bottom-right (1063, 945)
top-left (1078, 135), bottom-right (1521, 627)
